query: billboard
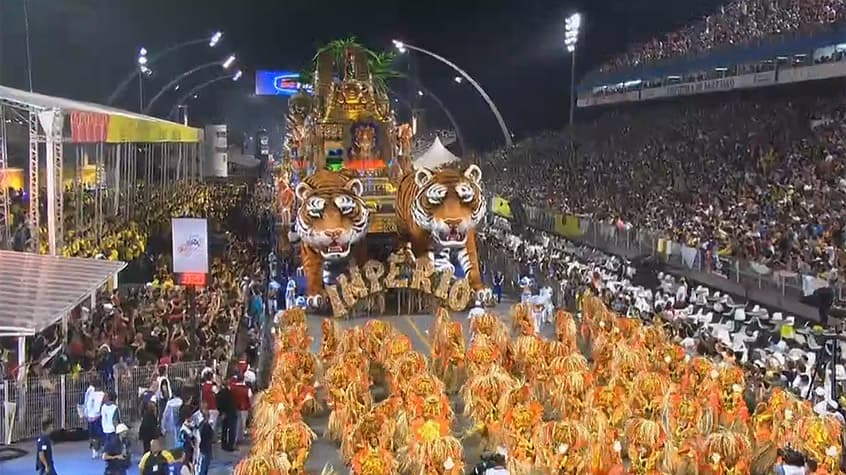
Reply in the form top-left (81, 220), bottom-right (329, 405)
top-left (255, 70), bottom-right (314, 96)
top-left (171, 218), bottom-right (209, 274)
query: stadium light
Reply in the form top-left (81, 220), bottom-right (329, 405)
top-left (233, 70), bottom-right (243, 81)
top-left (565, 13), bottom-right (582, 126)
top-left (209, 31), bottom-right (223, 47)
top-left (145, 54), bottom-right (238, 114)
top-left (454, 76), bottom-right (463, 84)
top-left (417, 90), bottom-right (424, 96)
top-left (137, 47), bottom-right (148, 66)
top-left (107, 31), bottom-right (225, 105)
top-left (392, 38), bottom-right (512, 146)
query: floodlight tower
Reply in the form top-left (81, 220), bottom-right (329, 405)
top-left (565, 13), bottom-right (582, 126)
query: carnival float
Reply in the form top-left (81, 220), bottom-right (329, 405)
top-left (274, 38), bottom-right (490, 315)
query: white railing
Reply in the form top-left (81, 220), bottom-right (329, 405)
top-left (1, 360), bottom-right (205, 444)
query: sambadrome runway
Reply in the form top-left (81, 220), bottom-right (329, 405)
top-left (300, 299), bottom-right (539, 473)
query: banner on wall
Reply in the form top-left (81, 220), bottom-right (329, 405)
top-left (171, 218), bottom-right (209, 274)
top-left (107, 115), bottom-right (201, 143)
top-left (70, 111), bottom-right (109, 143)
top-left (553, 214), bottom-right (583, 238)
top-left (491, 196), bottom-right (512, 218)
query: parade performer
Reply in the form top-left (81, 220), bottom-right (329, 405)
top-left (519, 275), bottom-right (534, 304)
top-left (539, 286), bottom-right (554, 324)
top-left (554, 309), bottom-right (579, 353)
top-left (285, 279), bottom-right (297, 310)
top-left (530, 295), bottom-right (546, 334)
top-left (431, 321), bottom-right (466, 394)
top-left (533, 419), bottom-right (591, 474)
top-left (394, 164), bottom-right (491, 301)
top-left (402, 417), bottom-right (464, 475)
top-left (319, 319), bottom-right (341, 364)
top-left (493, 270), bottom-right (504, 304)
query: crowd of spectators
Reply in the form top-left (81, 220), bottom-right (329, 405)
top-left (1, 181), bottom-right (274, 385)
top-left (599, 0), bottom-right (846, 73)
top-left (483, 82), bottom-right (846, 278)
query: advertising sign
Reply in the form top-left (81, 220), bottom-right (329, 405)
top-left (733, 70), bottom-right (776, 89)
top-left (70, 112), bottom-right (109, 143)
top-left (665, 77), bottom-right (735, 97)
top-left (778, 61), bottom-right (846, 84)
top-left (255, 70), bottom-right (314, 96)
top-left (171, 218), bottom-right (209, 274)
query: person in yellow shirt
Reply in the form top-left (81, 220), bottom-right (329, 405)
top-left (138, 439), bottom-right (175, 475)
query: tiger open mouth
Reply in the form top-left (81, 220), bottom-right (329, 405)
top-left (438, 228), bottom-right (466, 243)
top-left (323, 240), bottom-right (351, 258)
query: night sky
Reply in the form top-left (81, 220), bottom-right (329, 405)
top-left (0, 0), bottom-right (726, 150)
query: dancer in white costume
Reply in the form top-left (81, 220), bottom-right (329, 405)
top-left (285, 280), bottom-right (297, 310)
top-left (530, 295), bottom-right (545, 334)
top-left (519, 276), bottom-right (534, 304)
top-left (539, 286), bottom-right (554, 324)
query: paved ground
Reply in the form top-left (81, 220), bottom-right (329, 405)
top-left (0, 299), bottom-right (548, 475)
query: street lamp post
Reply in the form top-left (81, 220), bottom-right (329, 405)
top-left (166, 70), bottom-right (243, 121)
top-left (106, 31), bottom-right (224, 105)
top-left (144, 54), bottom-right (236, 115)
top-left (565, 13), bottom-right (581, 127)
top-left (393, 40), bottom-right (513, 147)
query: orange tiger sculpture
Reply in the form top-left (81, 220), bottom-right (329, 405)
top-left (294, 170), bottom-right (370, 306)
top-left (394, 164), bottom-right (490, 300)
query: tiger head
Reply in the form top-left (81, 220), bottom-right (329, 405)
top-left (412, 164), bottom-right (485, 248)
top-left (295, 170), bottom-right (369, 261)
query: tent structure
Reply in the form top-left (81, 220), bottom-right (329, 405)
top-left (0, 84), bottom-right (203, 256)
top-left (0, 250), bottom-right (126, 337)
top-left (412, 136), bottom-right (461, 170)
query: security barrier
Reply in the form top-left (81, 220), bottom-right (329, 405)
top-left (1, 361), bottom-right (205, 444)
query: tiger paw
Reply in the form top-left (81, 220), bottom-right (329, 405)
top-left (475, 288), bottom-right (493, 303)
top-left (434, 258), bottom-right (455, 274)
top-left (306, 294), bottom-right (324, 308)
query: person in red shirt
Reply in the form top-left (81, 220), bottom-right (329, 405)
top-left (236, 354), bottom-right (249, 376)
top-left (200, 374), bottom-right (219, 430)
top-left (229, 375), bottom-right (251, 445)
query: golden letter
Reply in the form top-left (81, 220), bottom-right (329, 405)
top-left (363, 260), bottom-right (385, 294)
top-left (338, 267), bottom-right (369, 307)
top-left (434, 268), bottom-right (454, 300)
top-left (448, 278), bottom-right (472, 311)
top-left (385, 253), bottom-right (409, 288)
top-left (410, 259), bottom-right (435, 293)
top-left (325, 285), bottom-right (348, 319)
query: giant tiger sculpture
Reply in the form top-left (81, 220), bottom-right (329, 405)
top-left (395, 164), bottom-right (492, 301)
top-left (294, 170), bottom-right (370, 307)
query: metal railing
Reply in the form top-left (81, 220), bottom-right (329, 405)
top-left (492, 197), bottom-right (845, 304)
top-left (1, 361), bottom-right (205, 444)
top-left (574, 218), bottom-right (845, 302)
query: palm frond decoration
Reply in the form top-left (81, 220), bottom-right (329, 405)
top-left (368, 51), bottom-right (404, 93)
top-left (311, 37), bottom-right (403, 99)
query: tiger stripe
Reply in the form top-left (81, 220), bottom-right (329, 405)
top-left (296, 170), bottom-right (370, 297)
top-left (394, 165), bottom-right (486, 292)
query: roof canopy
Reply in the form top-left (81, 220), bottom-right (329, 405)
top-left (0, 84), bottom-right (200, 143)
top-left (413, 136), bottom-right (461, 170)
top-left (0, 251), bottom-right (127, 337)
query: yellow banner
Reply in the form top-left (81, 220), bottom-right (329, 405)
top-left (491, 195), bottom-right (512, 218)
top-left (553, 213), bottom-right (583, 238)
top-left (106, 115), bottom-right (200, 143)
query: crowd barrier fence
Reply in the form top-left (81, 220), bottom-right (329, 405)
top-left (1, 360), bottom-right (205, 445)
top-left (489, 195), bottom-right (846, 304)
